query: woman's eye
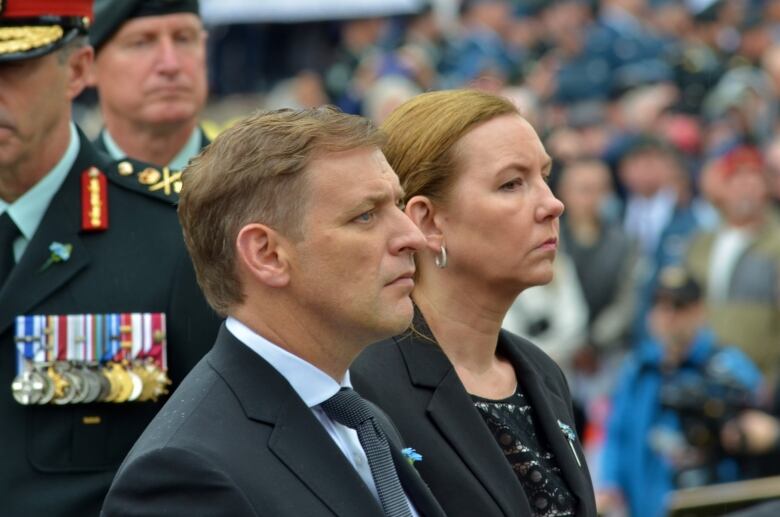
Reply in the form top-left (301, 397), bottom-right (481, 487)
top-left (500, 179), bottom-right (523, 191)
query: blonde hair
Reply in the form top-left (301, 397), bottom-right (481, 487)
top-left (381, 89), bottom-right (518, 203)
top-left (178, 106), bottom-right (383, 315)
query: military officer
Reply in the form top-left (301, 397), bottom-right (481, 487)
top-left (0, 2), bottom-right (220, 515)
top-left (88, 0), bottom-right (210, 169)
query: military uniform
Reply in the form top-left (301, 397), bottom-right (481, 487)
top-left (93, 125), bottom-right (212, 171)
top-left (0, 2), bottom-right (220, 515)
top-left (90, 0), bottom-right (208, 170)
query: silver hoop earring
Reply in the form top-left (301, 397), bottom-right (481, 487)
top-left (435, 244), bottom-right (448, 269)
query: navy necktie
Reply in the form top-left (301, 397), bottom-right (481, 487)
top-left (0, 212), bottom-right (19, 289)
top-left (321, 388), bottom-right (413, 517)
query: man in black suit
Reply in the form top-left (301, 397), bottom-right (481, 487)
top-left (88, 0), bottom-right (210, 169)
top-left (0, 2), bottom-right (220, 515)
top-left (102, 108), bottom-right (446, 516)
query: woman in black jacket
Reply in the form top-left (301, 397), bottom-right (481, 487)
top-left (352, 89), bottom-right (597, 517)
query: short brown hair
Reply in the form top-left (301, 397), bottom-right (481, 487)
top-left (179, 106), bottom-right (383, 316)
top-left (381, 89), bottom-right (518, 203)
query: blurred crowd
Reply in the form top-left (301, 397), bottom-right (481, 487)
top-left (74, 0), bottom-right (780, 514)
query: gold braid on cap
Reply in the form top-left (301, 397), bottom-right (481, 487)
top-left (0, 26), bottom-right (63, 54)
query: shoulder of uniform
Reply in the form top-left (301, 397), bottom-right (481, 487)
top-left (103, 159), bottom-right (182, 205)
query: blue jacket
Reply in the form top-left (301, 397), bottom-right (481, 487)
top-left (600, 329), bottom-right (762, 517)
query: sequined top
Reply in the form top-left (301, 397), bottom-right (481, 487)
top-left (473, 389), bottom-right (576, 517)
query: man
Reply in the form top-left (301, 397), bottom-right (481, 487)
top-left (597, 267), bottom-right (762, 517)
top-left (0, 2), bottom-right (219, 515)
top-left (687, 144), bottom-right (780, 378)
top-left (619, 135), bottom-right (713, 340)
top-left (102, 107), bottom-right (445, 516)
top-left (88, 0), bottom-right (209, 169)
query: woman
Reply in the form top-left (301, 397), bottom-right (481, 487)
top-left (351, 89), bottom-right (597, 517)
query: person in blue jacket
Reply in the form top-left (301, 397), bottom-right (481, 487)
top-left (596, 266), bottom-right (762, 517)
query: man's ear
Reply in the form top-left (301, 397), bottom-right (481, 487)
top-left (405, 195), bottom-right (445, 253)
top-left (235, 223), bottom-right (291, 288)
top-left (66, 45), bottom-right (95, 100)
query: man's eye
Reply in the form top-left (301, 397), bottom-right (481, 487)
top-left (355, 211), bottom-right (375, 223)
top-left (125, 38), bottom-right (150, 49)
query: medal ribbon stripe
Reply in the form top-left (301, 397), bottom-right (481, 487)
top-left (131, 313), bottom-right (143, 360)
top-left (108, 313), bottom-right (120, 362)
top-left (15, 316), bottom-right (25, 373)
top-left (84, 314), bottom-right (92, 362)
top-left (70, 314), bottom-right (78, 362)
top-left (34, 316), bottom-right (46, 363)
top-left (142, 313), bottom-right (152, 360)
top-left (52, 316), bottom-right (68, 359)
top-left (119, 313), bottom-right (131, 361)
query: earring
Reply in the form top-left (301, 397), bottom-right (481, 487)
top-left (435, 244), bottom-right (448, 269)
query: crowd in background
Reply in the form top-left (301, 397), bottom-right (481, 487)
top-left (74, 0), bottom-right (780, 514)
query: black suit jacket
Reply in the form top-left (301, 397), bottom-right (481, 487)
top-left (102, 325), bottom-right (446, 517)
top-left (351, 318), bottom-right (598, 517)
top-left (0, 129), bottom-right (221, 517)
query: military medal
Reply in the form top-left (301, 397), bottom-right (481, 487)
top-left (35, 365), bottom-right (55, 405)
top-left (12, 312), bottom-right (170, 405)
top-left (11, 369), bottom-right (46, 405)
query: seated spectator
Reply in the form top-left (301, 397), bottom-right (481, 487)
top-left (597, 267), bottom-right (762, 517)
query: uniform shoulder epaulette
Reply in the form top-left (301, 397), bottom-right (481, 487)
top-left (104, 158), bottom-right (182, 205)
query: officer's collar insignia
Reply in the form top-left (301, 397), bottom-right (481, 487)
top-left (117, 161), bottom-right (134, 176)
top-left (138, 166), bottom-right (182, 196)
top-left (81, 167), bottom-right (109, 232)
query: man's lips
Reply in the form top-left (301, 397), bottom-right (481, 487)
top-left (386, 270), bottom-right (415, 287)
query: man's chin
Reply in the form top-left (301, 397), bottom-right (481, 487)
top-left (143, 104), bottom-right (199, 127)
top-left (387, 298), bottom-right (415, 333)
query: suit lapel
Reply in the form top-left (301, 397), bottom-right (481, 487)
top-left (398, 332), bottom-right (530, 516)
top-left (207, 327), bottom-right (384, 517)
top-left (499, 332), bottom-right (593, 515)
top-left (389, 443), bottom-right (442, 517)
top-left (0, 136), bottom-right (96, 335)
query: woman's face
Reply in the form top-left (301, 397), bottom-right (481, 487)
top-left (436, 114), bottom-right (564, 294)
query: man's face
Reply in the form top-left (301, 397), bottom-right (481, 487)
top-left (0, 52), bottom-right (72, 172)
top-left (92, 13), bottom-right (207, 128)
top-left (288, 147), bottom-right (425, 346)
top-left (649, 299), bottom-right (703, 364)
top-left (720, 168), bottom-right (769, 225)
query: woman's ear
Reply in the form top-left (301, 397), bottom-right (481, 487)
top-left (405, 195), bottom-right (445, 252)
top-left (235, 223), bottom-right (291, 288)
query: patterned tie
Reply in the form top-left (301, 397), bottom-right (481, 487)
top-left (321, 388), bottom-right (413, 517)
top-left (0, 212), bottom-right (19, 289)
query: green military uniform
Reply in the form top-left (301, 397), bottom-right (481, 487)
top-left (90, 0), bottom-right (208, 170)
top-left (0, 2), bottom-right (220, 515)
top-left (93, 126), bottom-right (211, 171)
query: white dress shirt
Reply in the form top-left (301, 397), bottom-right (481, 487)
top-left (225, 317), bottom-right (418, 516)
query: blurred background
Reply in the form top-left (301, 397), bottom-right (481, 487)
top-left (77, 0), bottom-right (780, 514)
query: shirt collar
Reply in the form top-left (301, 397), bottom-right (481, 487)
top-left (225, 316), bottom-right (350, 408)
top-left (0, 122), bottom-right (79, 240)
top-left (101, 126), bottom-right (201, 170)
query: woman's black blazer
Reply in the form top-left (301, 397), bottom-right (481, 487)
top-left (351, 322), bottom-right (598, 517)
